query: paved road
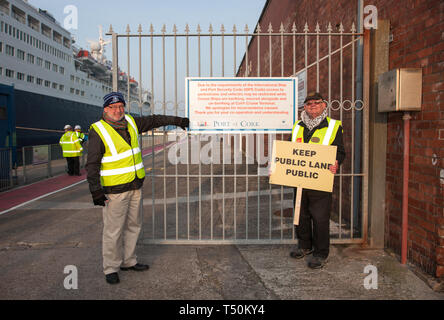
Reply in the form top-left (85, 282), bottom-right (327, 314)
top-left (0, 142), bottom-right (443, 300)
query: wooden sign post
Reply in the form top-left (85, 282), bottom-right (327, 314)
top-left (269, 140), bottom-right (337, 225)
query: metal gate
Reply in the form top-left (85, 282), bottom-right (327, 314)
top-left (107, 21), bottom-right (369, 245)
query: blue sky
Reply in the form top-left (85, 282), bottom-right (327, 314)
top-left (28, 0), bottom-right (266, 48)
top-left (28, 0), bottom-right (267, 114)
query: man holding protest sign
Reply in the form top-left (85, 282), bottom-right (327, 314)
top-left (289, 92), bottom-right (346, 269)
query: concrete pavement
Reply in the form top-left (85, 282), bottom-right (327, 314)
top-left (0, 145), bottom-right (443, 301)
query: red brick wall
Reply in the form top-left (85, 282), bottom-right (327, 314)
top-left (367, 0), bottom-right (444, 278)
top-left (243, 0), bottom-right (444, 278)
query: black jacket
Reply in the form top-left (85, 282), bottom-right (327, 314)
top-left (86, 114), bottom-right (186, 195)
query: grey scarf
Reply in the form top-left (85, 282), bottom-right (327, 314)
top-left (301, 108), bottom-right (328, 131)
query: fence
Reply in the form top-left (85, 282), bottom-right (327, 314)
top-left (108, 22), bottom-right (369, 245)
top-left (0, 134), bottom-right (165, 192)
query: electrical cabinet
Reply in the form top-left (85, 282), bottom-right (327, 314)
top-left (378, 68), bottom-right (422, 112)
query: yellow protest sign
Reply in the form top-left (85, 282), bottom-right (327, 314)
top-left (269, 140), bottom-right (337, 192)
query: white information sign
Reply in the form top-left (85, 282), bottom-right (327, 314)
top-left (186, 77), bottom-right (297, 133)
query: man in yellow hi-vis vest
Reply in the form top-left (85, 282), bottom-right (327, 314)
top-left (86, 92), bottom-right (189, 285)
top-left (289, 92), bottom-right (346, 269)
top-left (59, 124), bottom-right (83, 176)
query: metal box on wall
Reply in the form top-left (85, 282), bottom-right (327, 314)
top-left (378, 68), bottom-right (422, 112)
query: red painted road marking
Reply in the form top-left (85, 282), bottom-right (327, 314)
top-left (0, 144), bottom-right (169, 214)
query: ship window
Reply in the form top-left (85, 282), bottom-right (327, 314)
top-left (75, 89), bottom-right (79, 95)
top-left (81, 91), bottom-right (85, 96)
top-left (5, 69), bottom-right (14, 78)
top-left (27, 15), bottom-right (40, 33)
top-left (27, 75), bottom-right (34, 83)
top-left (17, 49), bottom-right (24, 60)
top-left (44, 80), bottom-right (50, 87)
top-left (59, 67), bottom-right (64, 75)
top-left (5, 44), bottom-right (13, 56)
top-left (17, 72), bottom-right (24, 80)
top-left (27, 54), bottom-right (34, 64)
top-left (59, 85), bottom-right (64, 91)
top-left (1, 21), bottom-right (3, 32)
top-left (52, 64), bottom-right (58, 72)
top-left (70, 88), bottom-right (74, 94)
top-left (36, 78), bottom-right (42, 85)
top-left (11, 5), bottom-right (25, 24)
top-left (44, 60), bottom-right (51, 70)
top-left (41, 23), bottom-right (51, 39)
top-left (0, 0), bottom-right (9, 15)
top-left (37, 57), bottom-right (42, 67)
top-left (0, 41), bottom-right (2, 52)
top-left (70, 75), bottom-right (74, 82)
top-left (52, 83), bottom-right (57, 89)
top-left (81, 79), bottom-right (84, 85)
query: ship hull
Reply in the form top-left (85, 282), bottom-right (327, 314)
top-left (14, 89), bottom-right (103, 148)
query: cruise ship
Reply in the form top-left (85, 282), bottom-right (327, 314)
top-left (0, 0), bottom-right (151, 148)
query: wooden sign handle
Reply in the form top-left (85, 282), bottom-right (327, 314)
top-left (293, 187), bottom-right (303, 225)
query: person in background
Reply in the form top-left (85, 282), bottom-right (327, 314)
top-left (86, 91), bottom-right (189, 285)
top-left (289, 92), bottom-right (346, 269)
top-left (59, 124), bottom-right (82, 176)
top-left (74, 125), bottom-right (87, 143)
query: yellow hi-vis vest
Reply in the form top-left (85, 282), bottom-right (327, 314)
top-left (59, 131), bottom-right (83, 157)
top-left (91, 114), bottom-right (145, 187)
top-left (291, 117), bottom-right (341, 145)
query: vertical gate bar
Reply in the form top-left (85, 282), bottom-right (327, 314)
top-left (186, 25), bottom-right (190, 240)
top-left (339, 23), bottom-right (344, 237)
top-left (138, 25), bottom-right (144, 240)
top-left (292, 24), bottom-right (296, 241)
top-left (268, 23), bottom-right (272, 240)
top-left (126, 26), bottom-right (131, 113)
top-left (162, 25), bottom-right (167, 240)
top-left (351, 28), bottom-right (356, 239)
top-left (210, 24), bottom-right (214, 240)
top-left (174, 25), bottom-right (178, 240)
top-left (257, 134), bottom-right (260, 239)
top-left (280, 23), bottom-right (284, 240)
top-left (316, 23), bottom-right (320, 92)
top-left (47, 144), bottom-right (51, 178)
top-left (328, 24), bottom-right (332, 102)
top-left (362, 29), bottom-right (370, 244)
top-left (150, 24), bottom-right (155, 240)
top-left (198, 25), bottom-right (202, 240)
top-left (22, 147), bottom-right (26, 185)
top-left (233, 25), bottom-right (237, 240)
top-left (9, 148), bottom-right (13, 187)
top-left (245, 25), bottom-right (249, 240)
top-left (221, 24), bottom-right (225, 240)
top-left (292, 23), bottom-right (296, 241)
top-left (257, 25), bottom-right (261, 240)
top-left (112, 30), bottom-right (118, 91)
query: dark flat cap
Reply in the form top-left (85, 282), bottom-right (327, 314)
top-left (304, 92), bottom-right (324, 103)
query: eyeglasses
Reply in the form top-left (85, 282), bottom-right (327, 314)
top-left (106, 105), bottom-right (125, 111)
top-left (304, 100), bottom-right (323, 107)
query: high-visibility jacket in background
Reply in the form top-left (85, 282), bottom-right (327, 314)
top-left (75, 131), bottom-right (86, 142)
top-left (59, 131), bottom-right (83, 157)
top-left (291, 116), bottom-right (341, 146)
top-left (91, 114), bottom-right (145, 187)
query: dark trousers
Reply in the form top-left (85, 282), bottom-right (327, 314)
top-left (295, 188), bottom-right (332, 259)
top-left (66, 157), bottom-right (80, 175)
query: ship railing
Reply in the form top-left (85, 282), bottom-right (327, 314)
top-left (0, 135), bottom-right (168, 192)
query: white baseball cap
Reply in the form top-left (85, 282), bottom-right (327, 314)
top-left (64, 125), bottom-right (72, 130)
top-left (74, 125), bottom-right (81, 130)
